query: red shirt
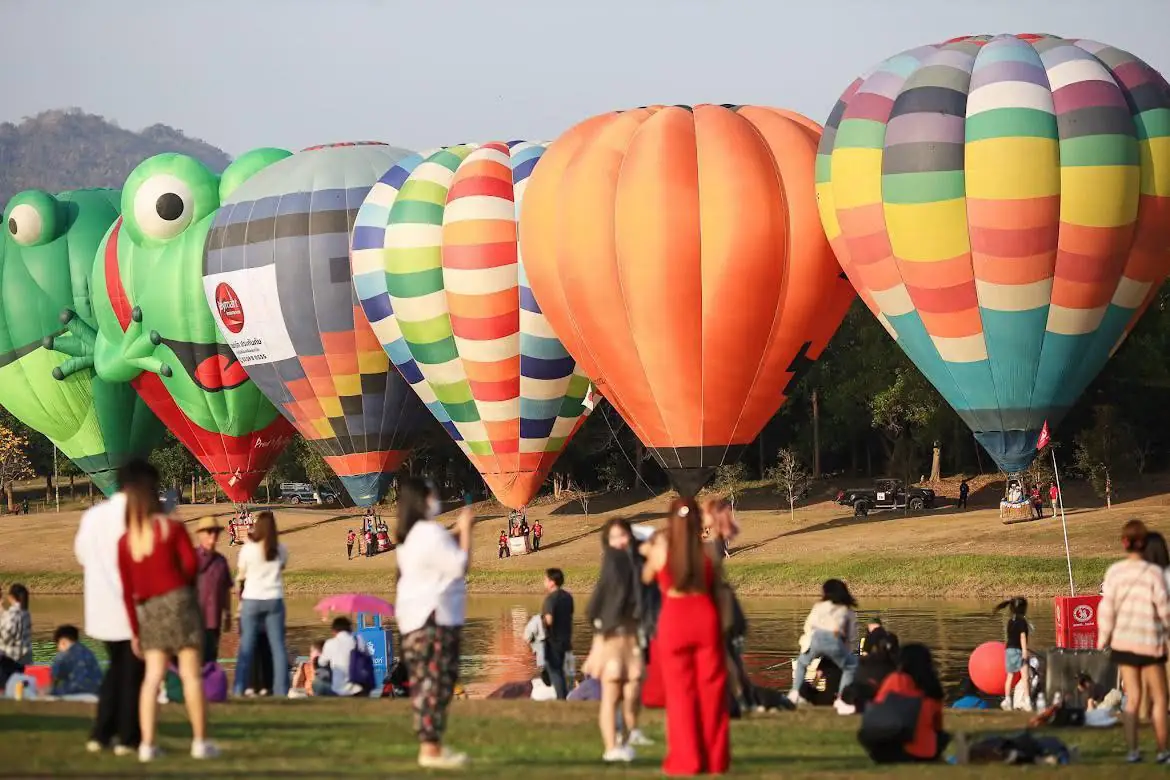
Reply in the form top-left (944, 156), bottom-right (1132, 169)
top-left (117, 517), bottom-right (199, 638)
top-left (1050, 486), bottom-right (1059, 500)
top-left (347, 531), bottom-right (356, 544)
top-left (874, 672), bottom-right (943, 760)
top-left (533, 523), bottom-right (542, 537)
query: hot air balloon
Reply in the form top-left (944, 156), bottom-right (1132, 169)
top-left (1, 188), bottom-right (163, 494)
top-left (203, 142), bottom-right (427, 506)
top-left (816, 33), bottom-right (1170, 473)
top-left (519, 106), bottom-right (855, 496)
top-left (350, 142), bottom-right (594, 509)
top-left (78, 150), bottom-right (298, 503)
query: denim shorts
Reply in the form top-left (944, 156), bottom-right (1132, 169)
top-left (1004, 647), bottom-right (1024, 674)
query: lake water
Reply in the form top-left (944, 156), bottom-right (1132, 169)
top-left (28, 594), bottom-right (1053, 696)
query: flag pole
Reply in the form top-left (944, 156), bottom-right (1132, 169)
top-left (1051, 444), bottom-right (1074, 596)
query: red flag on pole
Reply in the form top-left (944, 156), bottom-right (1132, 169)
top-left (1037, 421), bottom-right (1051, 451)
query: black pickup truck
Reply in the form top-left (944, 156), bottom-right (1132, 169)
top-left (836, 479), bottom-right (935, 517)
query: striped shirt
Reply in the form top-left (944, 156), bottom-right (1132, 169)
top-left (1098, 558), bottom-right (1170, 659)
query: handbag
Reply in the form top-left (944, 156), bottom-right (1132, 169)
top-left (858, 692), bottom-right (922, 749)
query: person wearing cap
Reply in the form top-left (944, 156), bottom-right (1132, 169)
top-left (194, 517), bottom-right (232, 665)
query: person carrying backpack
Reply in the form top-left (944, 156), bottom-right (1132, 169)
top-left (316, 616), bottom-right (371, 696)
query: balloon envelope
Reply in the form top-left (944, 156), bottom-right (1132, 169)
top-left (93, 151), bottom-right (297, 502)
top-left (203, 142), bottom-right (426, 506)
top-left (816, 33), bottom-right (1170, 472)
top-left (519, 106), bottom-right (854, 495)
top-left (0, 189), bottom-right (163, 494)
top-left (351, 142), bottom-right (594, 509)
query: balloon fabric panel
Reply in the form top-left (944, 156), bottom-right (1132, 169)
top-left (519, 105), bottom-right (854, 496)
top-left (0, 189), bottom-right (163, 494)
top-left (351, 142), bottom-right (593, 509)
top-left (817, 33), bottom-right (1170, 473)
top-left (90, 151), bottom-right (298, 503)
top-left (203, 143), bottom-right (426, 506)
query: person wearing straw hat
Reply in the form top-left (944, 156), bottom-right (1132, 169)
top-left (194, 517), bottom-right (232, 665)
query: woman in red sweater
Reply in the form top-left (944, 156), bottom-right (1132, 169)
top-left (863, 643), bottom-right (949, 763)
top-left (117, 479), bottom-right (217, 763)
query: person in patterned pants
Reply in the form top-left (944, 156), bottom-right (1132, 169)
top-left (403, 621), bottom-right (462, 744)
top-left (395, 476), bottom-right (472, 770)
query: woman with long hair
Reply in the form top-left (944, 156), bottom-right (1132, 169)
top-left (641, 498), bottom-right (729, 775)
top-left (1099, 519), bottom-right (1170, 764)
top-left (584, 517), bottom-right (650, 762)
top-left (789, 579), bottom-right (860, 713)
top-left (861, 643), bottom-right (948, 763)
top-left (116, 479), bottom-right (216, 762)
top-left (394, 476), bottom-right (473, 770)
top-left (0, 583), bottom-right (31, 686)
top-left (233, 511), bottom-right (290, 698)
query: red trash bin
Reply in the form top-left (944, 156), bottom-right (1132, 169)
top-left (1054, 595), bottom-right (1101, 650)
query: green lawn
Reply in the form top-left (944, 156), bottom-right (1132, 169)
top-left (0, 698), bottom-right (1161, 778)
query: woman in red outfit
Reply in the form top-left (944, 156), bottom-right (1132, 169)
top-left (642, 499), bottom-right (730, 775)
top-left (117, 475), bottom-right (217, 763)
top-left (864, 643), bottom-right (949, 763)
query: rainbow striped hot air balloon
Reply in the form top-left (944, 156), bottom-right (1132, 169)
top-left (350, 142), bottom-right (593, 510)
top-left (817, 33), bottom-right (1170, 473)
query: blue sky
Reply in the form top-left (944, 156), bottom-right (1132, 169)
top-left (1, 0), bottom-right (1167, 155)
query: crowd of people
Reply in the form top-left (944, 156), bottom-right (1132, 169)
top-left (7, 461), bottom-right (1170, 771)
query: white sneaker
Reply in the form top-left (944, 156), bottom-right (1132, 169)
top-left (113, 745), bottom-right (135, 757)
top-left (787, 690), bottom-right (809, 707)
top-left (418, 747), bottom-right (468, 769)
top-left (603, 746), bottom-right (636, 763)
top-left (191, 740), bottom-right (220, 759)
top-left (138, 744), bottom-right (161, 763)
top-left (1000, 697), bottom-right (1012, 711)
top-left (834, 699), bottom-right (857, 715)
top-left (85, 740), bottom-right (103, 753)
top-left (627, 729), bottom-right (654, 747)
top-left (244, 688), bottom-right (256, 697)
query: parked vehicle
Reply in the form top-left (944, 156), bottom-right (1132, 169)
top-left (279, 482), bottom-right (338, 505)
top-left (836, 479), bottom-right (935, 517)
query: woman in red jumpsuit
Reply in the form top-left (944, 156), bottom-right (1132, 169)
top-left (642, 498), bottom-right (730, 775)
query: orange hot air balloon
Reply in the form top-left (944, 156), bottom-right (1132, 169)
top-left (520, 105), bottom-right (855, 495)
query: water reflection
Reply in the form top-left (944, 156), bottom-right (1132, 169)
top-left (30, 595), bottom-right (1054, 696)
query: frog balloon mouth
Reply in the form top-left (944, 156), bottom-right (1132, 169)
top-left (159, 337), bottom-right (250, 392)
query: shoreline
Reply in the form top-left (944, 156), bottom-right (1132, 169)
top-left (2, 552), bottom-right (1113, 600)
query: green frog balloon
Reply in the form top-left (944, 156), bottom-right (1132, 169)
top-left (0, 188), bottom-right (163, 495)
top-left (49, 150), bottom-right (296, 501)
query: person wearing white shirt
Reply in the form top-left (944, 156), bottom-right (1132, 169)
top-left (74, 461), bottom-right (153, 755)
top-left (395, 477), bottom-right (472, 770)
top-left (318, 617), bottom-right (363, 696)
top-left (233, 511), bottom-right (290, 698)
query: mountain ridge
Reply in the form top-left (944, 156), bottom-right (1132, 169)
top-left (0, 108), bottom-right (232, 205)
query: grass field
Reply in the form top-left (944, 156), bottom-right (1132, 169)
top-left (3, 472), bottom-right (1160, 599)
top-left (0, 698), bottom-right (1161, 778)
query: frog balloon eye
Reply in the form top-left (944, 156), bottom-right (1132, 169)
top-left (132, 174), bottom-right (196, 240)
top-left (5, 190), bottom-right (59, 247)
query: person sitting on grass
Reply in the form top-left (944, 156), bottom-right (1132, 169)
top-left (50, 624), bottom-right (103, 697)
top-left (315, 616), bottom-right (371, 697)
top-left (860, 643), bottom-right (949, 763)
top-left (290, 639), bottom-right (325, 698)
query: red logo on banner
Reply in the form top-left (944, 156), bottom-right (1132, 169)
top-left (215, 283), bottom-right (245, 334)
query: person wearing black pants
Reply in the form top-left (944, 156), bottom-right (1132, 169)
top-left (541, 569), bottom-right (574, 700)
top-left (90, 640), bottom-right (146, 752)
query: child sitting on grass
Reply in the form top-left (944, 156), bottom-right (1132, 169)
top-left (49, 625), bottom-right (102, 697)
top-left (289, 639), bottom-right (325, 698)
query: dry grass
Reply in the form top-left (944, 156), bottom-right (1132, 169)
top-left (3, 475), bottom-right (1162, 598)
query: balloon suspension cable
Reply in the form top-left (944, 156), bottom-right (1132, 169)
top-left (1052, 446), bottom-right (1074, 597)
top-left (598, 404), bottom-right (656, 495)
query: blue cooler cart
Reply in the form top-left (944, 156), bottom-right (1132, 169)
top-left (355, 612), bottom-right (394, 692)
